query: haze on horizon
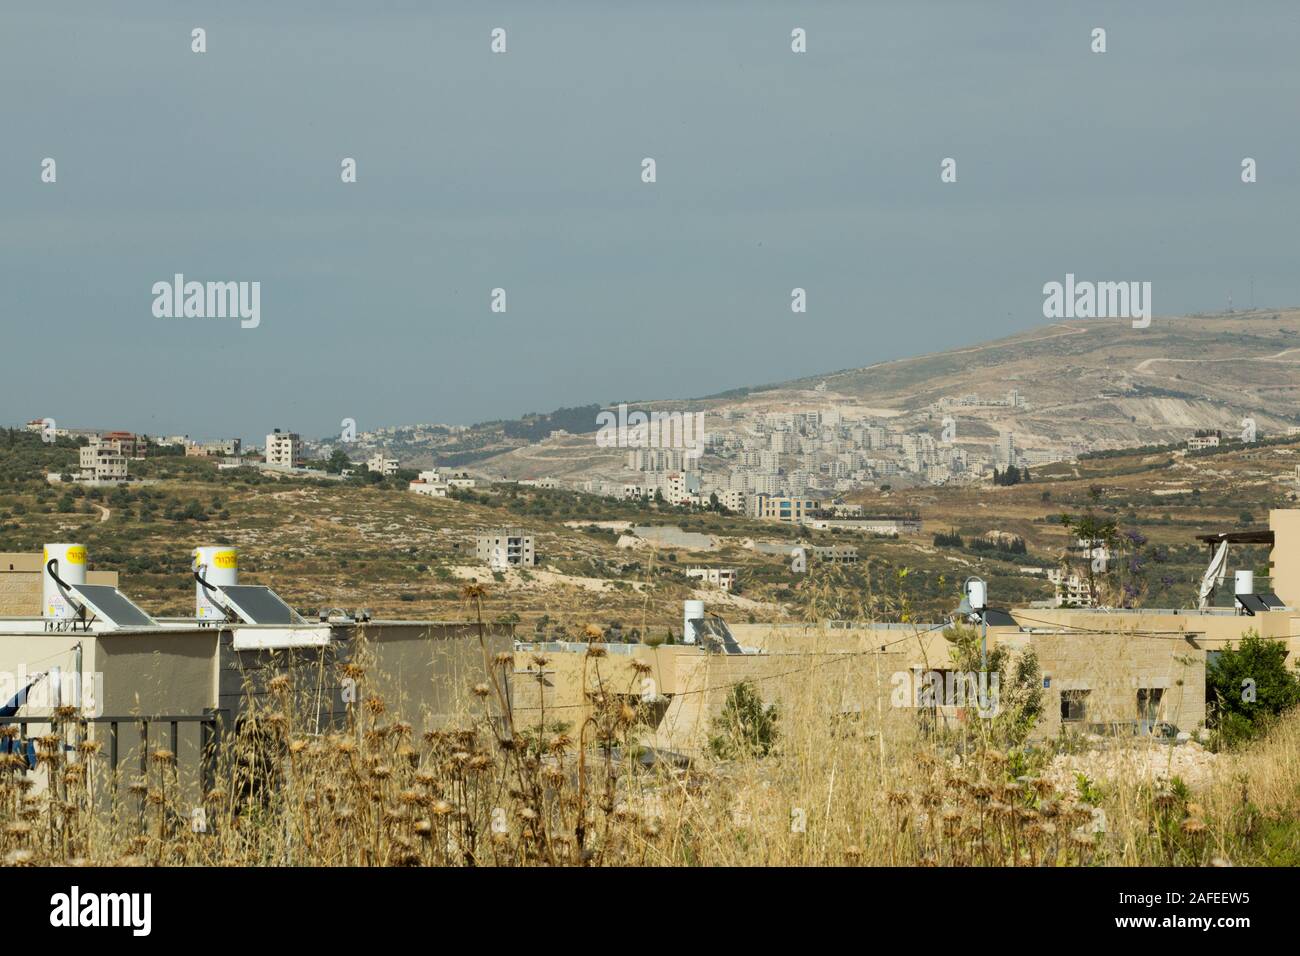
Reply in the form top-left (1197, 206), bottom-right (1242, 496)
top-left (3, 0), bottom-right (1299, 444)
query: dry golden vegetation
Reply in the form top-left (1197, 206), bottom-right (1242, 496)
top-left (2, 602), bottom-right (1297, 868)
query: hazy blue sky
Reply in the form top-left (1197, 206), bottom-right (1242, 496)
top-left (4, 1), bottom-right (1299, 443)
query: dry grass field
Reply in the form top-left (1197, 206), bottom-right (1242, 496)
top-left (2, 603), bottom-right (1297, 867)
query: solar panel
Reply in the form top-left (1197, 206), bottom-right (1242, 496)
top-left (1235, 593), bottom-right (1269, 616)
top-left (214, 584), bottom-right (303, 625)
top-left (689, 617), bottom-right (743, 654)
top-left (1261, 592), bottom-right (1288, 610)
top-left (67, 584), bottom-right (158, 628)
top-left (982, 608), bottom-right (1019, 628)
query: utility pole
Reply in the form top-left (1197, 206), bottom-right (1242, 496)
top-left (980, 611), bottom-right (987, 673)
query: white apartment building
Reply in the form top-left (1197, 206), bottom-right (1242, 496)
top-left (626, 444), bottom-right (701, 473)
top-left (685, 567), bottom-right (737, 591)
top-left (717, 489), bottom-right (746, 513)
top-left (476, 529), bottom-right (536, 570)
top-left (748, 494), bottom-right (821, 524)
top-left (812, 516), bottom-right (921, 535)
top-left (810, 545), bottom-right (859, 564)
top-left (1187, 435), bottom-right (1220, 451)
top-left (86, 432), bottom-right (146, 460)
top-left (663, 471), bottom-right (702, 505)
top-left (186, 438), bottom-right (242, 458)
top-left (996, 431), bottom-right (1016, 467)
top-left (77, 444), bottom-right (128, 483)
top-left (1047, 568), bottom-right (1096, 607)
top-left (1021, 448), bottom-right (1066, 466)
top-left (367, 453), bottom-right (400, 476)
top-left (265, 430), bottom-right (302, 468)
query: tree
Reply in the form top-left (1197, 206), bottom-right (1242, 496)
top-left (325, 449), bottom-right (352, 474)
top-left (709, 680), bottom-right (779, 759)
top-left (1207, 632), bottom-right (1300, 746)
top-left (942, 622), bottom-right (1043, 746)
top-left (1060, 511), bottom-right (1116, 606)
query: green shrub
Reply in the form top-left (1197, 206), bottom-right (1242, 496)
top-left (709, 680), bottom-right (778, 759)
top-left (1207, 631), bottom-right (1300, 747)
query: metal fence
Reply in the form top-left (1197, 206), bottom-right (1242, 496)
top-left (0, 711), bottom-right (228, 796)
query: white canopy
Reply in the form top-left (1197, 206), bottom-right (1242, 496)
top-left (1198, 540), bottom-right (1229, 610)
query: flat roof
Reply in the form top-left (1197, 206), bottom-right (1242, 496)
top-left (1195, 529), bottom-right (1274, 545)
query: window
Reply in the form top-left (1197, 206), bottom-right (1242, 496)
top-left (1137, 688), bottom-right (1164, 723)
top-left (1061, 689), bottom-right (1090, 723)
top-left (916, 670), bottom-right (986, 708)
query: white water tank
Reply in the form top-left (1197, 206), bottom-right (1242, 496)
top-left (193, 546), bottom-right (238, 620)
top-left (1234, 570), bottom-right (1255, 596)
top-left (42, 543), bottom-right (86, 620)
top-left (683, 599), bottom-right (704, 645)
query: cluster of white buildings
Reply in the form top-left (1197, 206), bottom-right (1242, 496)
top-left (572, 471), bottom-right (745, 511)
top-left (408, 468), bottom-right (482, 497)
top-left (552, 402), bottom-right (1035, 510)
top-left (617, 407), bottom-right (995, 496)
top-left (663, 401), bottom-right (1088, 493)
top-left (28, 420), bottom-right (248, 484)
top-left (948, 388), bottom-right (1027, 409)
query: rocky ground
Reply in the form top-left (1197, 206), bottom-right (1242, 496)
top-left (1045, 739), bottom-right (1219, 790)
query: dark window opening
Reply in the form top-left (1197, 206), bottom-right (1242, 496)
top-left (1061, 689), bottom-right (1090, 723)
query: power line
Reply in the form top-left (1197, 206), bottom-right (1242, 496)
top-left (515, 619), bottom-right (957, 709)
top-left (1009, 611), bottom-right (1205, 640)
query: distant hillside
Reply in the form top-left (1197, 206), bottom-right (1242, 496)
top-left (780, 312), bottom-right (1300, 439)
top-left (471, 310), bottom-right (1300, 483)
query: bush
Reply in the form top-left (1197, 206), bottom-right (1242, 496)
top-left (1207, 632), bottom-right (1300, 747)
top-left (709, 680), bottom-right (778, 759)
